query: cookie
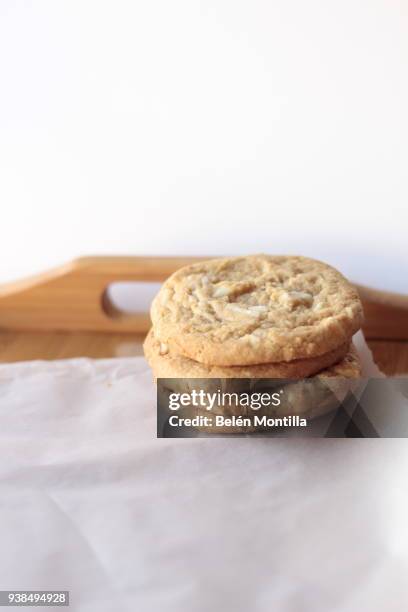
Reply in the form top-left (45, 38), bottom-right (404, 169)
top-left (158, 345), bottom-right (362, 433)
top-left (151, 255), bottom-right (363, 365)
top-left (144, 327), bottom-right (350, 384)
top-left (275, 344), bottom-right (362, 420)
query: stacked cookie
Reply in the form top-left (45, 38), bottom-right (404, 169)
top-left (144, 255), bottom-right (364, 418)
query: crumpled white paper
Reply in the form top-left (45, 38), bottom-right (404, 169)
top-left (1, 333), bottom-right (407, 612)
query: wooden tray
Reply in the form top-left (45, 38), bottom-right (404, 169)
top-left (0, 256), bottom-right (407, 373)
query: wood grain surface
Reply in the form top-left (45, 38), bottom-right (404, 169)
top-left (0, 331), bottom-right (406, 375)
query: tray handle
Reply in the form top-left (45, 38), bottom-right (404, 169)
top-left (0, 256), bottom-right (204, 333)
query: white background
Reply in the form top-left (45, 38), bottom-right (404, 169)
top-left (0, 0), bottom-right (407, 291)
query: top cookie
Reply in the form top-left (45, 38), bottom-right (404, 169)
top-left (151, 255), bottom-right (363, 366)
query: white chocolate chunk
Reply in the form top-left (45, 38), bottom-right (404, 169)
top-left (290, 291), bottom-right (313, 305)
top-left (159, 342), bottom-right (169, 355)
top-left (248, 305), bottom-right (268, 314)
top-left (213, 285), bottom-right (231, 298)
top-left (247, 334), bottom-right (260, 347)
top-left (226, 304), bottom-right (259, 317)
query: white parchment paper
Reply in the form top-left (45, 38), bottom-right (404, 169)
top-left (0, 333), bottom-right (407, 612)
